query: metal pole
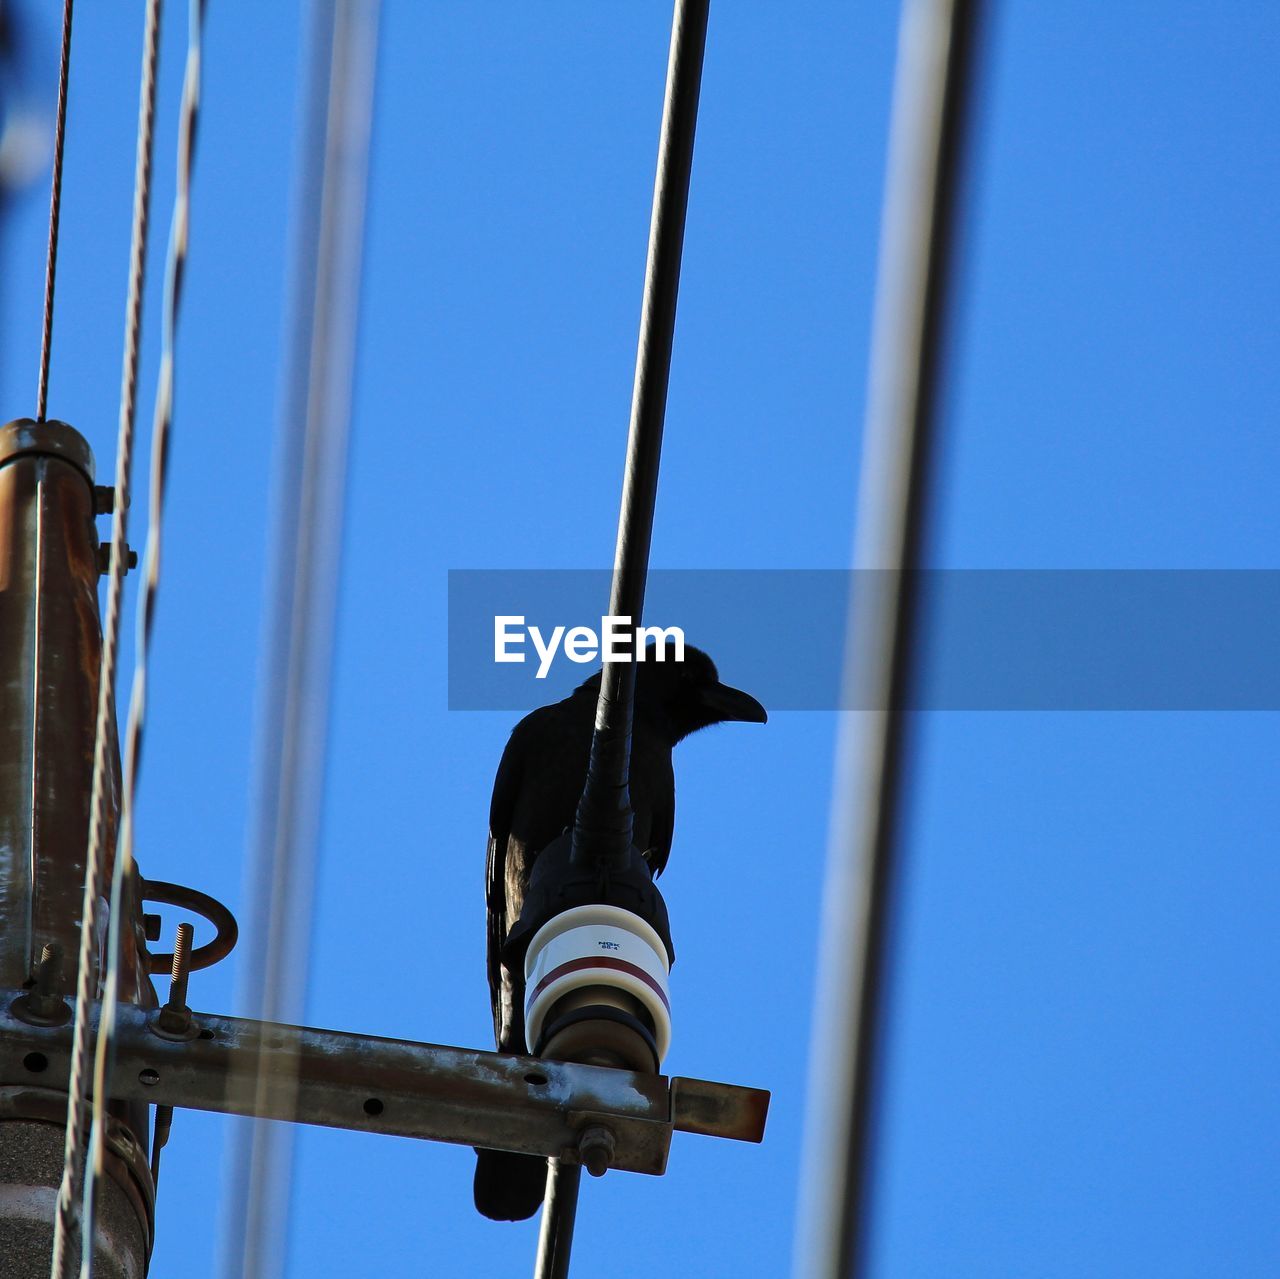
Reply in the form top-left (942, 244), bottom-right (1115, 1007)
top-left (793, 2), bottom-right (985, 1277)
top-left (218, 2), bottom-right (379, 1276)
top-left (0, 419), bottom-right (153, 1278)
top-left (534, 1162), bottom-right (581, 1279)
top-left (572, 0), bottom-right (710, 871)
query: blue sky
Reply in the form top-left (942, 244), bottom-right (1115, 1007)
top-left (1, 3), bottom-right (1277, 1277)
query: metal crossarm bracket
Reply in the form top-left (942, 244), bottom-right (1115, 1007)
top-left (0, 995), bottom-right (768, 1175)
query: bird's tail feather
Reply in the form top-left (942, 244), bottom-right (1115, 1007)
top-left (473, 1148), bottom-right (548, 1221)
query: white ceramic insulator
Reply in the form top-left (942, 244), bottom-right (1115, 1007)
top-left (523, 903), bottom-right (672, 1063)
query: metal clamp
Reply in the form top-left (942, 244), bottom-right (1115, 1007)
top-left (141, 880), bottom-right (237, 975)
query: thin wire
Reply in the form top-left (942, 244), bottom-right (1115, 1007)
top-left (50, 2), bottom-right (162, 1274)
top-left (81, 0), bottom-right (204, 1270)
top-left (791, 1), bottom-right (984, 1277)
top-left (36, 0), bottom-right (73, 422)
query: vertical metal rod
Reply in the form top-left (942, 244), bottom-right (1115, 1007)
top-left (217, 3), bottom-right (379, 1277)
top-left (534, 1161), bottom-right (581, 1279)
top-left (572, 0), bottom-right (710, 870)
top-left (793, 2), bottom-right (984, 1278)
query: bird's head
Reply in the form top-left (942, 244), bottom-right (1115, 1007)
top-left (633, 642), bottom-right (767, 745)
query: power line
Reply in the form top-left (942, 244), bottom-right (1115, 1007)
top-left (534, 1161), bottom-right (581, 1279)
top-left (217, 3), bottom-right (380, 1275)
top-left (545, 0), bottom-right (710, 1271)
top-left (35, 0), bottom-right (73, 422)
top-left (83, 0), bottom-right (206, 1264)
top-left (571, 0), bottom-right (709, 871)
top-left (50, 1), bottom-right (162, 1274)
top-left (792, 2), bottom-right (985, 1277)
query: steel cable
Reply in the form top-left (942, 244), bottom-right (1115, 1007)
top-left (50, 3), bottom-right (162, 1274)
top-left (81, 0), bottom-right (205, 1268)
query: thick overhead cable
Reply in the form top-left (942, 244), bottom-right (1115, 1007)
top-left (541, 1), bottom-right (709, 1274)
top-left (35, 0), bottom-right (73, 422)
top-left (82, 0), bottom-right (207, 1265)
top-left (51, 1), bottom-right (163, 1275)
top-left (217, 3), bottom-right (380, 1277)
top-left (793, 1), bottom-right (985, 1277)
top-left (533, 1158), bottom-right (581, 1279)
top-left (571, 0), bottom-right (710, 872)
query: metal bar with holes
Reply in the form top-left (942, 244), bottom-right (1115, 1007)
top-left (0, 996), bottom-right (768, 1174)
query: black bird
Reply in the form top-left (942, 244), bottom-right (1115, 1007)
top-left (474, 644), bottom-right (767, 1221)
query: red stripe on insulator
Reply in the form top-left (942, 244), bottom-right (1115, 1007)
top-left (527, 955), bottom-right (670, 1014)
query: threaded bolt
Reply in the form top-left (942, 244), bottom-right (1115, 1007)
top-left (13, 942), bottom-right (68, 1024)
top-left (156, 922), bottom-right (194, 1034)
top-left (29, 943), bottom-right (64, 1017)
top-left (169, 922), bottom-right (193, 1004)
top-left (578, 1126), bottom-right (615, 1177)
top-left (36, 943), bottom-right (61, 995)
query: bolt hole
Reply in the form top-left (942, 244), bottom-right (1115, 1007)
top-left (524, 1071), bottom-right (548, 1087)
top-left (139, 1068), bottom-right (160, 1087)
top-left (363, 1098), bottom-right (384, 1117)
top-left (198, 1028), bottom-right (215, 1040)
top-left (23, 1052), bottom-right (48, 1073)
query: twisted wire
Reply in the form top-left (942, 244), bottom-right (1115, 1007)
top-left (82, 0), bottom-right (205, 1268)
top-left (36, 0), bottom-right (74, 421)
top-left (50, 2), bottom-right (162, 1274)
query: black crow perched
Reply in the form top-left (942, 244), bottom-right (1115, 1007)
top-left (474, 644), bottom-right (766, 1221)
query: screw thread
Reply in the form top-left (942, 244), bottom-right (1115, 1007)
top-left (169, 922), bottom-right (193, 1006)
top-left (36, 942), bottom-right (62, 995)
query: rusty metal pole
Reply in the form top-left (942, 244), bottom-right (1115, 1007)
top-left (0, 418), bottom-right (155, 1278)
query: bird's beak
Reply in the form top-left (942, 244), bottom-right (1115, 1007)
top-left (701, 681), bottom-right (768, 725)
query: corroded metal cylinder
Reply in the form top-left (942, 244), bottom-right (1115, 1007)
top-left (0, 1088), bottom-right (152, 1279)
top-left (0, 419), bottom-right (154, 1273)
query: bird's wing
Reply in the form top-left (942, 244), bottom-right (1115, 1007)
top-left (486, 730), bottom-right (523, 1048)
top-left (645, 754), bottom-right (676, 879)
top-left (484, 834), bottom-right (508, 1047)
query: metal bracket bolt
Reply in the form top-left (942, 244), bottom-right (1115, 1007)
top-left (577, 1125), bottom-right (616, 1177)
top-left (97, 541), bottom-right (139, 574)
top-left (155, 923), bottom-right (194, 1036)
top-left (12, 943), bottom-right (70, 1025)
